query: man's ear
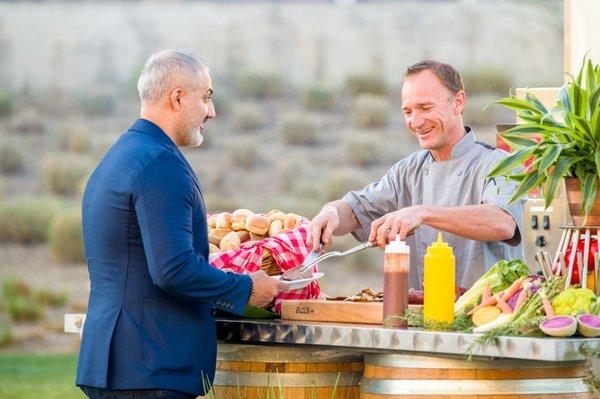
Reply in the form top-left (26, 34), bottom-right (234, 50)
top-left (170, 88), bottom-right (183, 111)
top-left (454, 90), bottom-right (466, 115)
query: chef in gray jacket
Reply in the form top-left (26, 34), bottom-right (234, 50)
top-left (308, 60), bottom-right (524, 289)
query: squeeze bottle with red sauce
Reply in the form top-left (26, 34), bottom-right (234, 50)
top-left (423, 232), bottom-right (455, 325)
top-left (383, 235), bottom-right (410, 328)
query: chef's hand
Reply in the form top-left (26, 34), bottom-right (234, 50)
top-left (369, 206), bottom-right (424, 249)
top-left (307, 205), bottom-right (339, 252)
top-left (248, 270), bottom-right (286, 308)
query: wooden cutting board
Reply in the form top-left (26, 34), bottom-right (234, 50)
top-left (280, 299), bottom-right (422, 324)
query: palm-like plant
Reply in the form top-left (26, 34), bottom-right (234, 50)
top-left (488, 58), bottom-right (600, 218)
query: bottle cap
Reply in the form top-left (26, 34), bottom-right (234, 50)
top-left (427, 232), bottom-right (453, 256)
top-left (385, 234), bottom-right (410, 254)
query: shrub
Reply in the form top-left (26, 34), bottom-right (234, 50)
top-left (0, 141), bottom-right (25, 174)
top-left (41, 153), bottom-right (93, 196)
top-left (2, 279), bottom-right (43, 322)
top-left (233, 103), bottom-right (266, 131)
top-left (346, 136), bottom-right (386, 167)
top-left (59, 125), bottom-right (92, 154)
top-left (0, 196), bottom-right (61, 243)
top-left (279, 115), bottom-right (319, 146)
top-left (345, 73), bottom-right (388, 95)
top-left (227, 142), bottom-right (261, 169)
top-left (48, 208), bottom-right (85, 263)
top-left (322, 170), bottom-right (364, 202)
top-left (301, 85), bottom-right (335, 111)
top-left (10, 110), bottom-right (45, 134)
top-left (0, 324), bottom-right (12, 348)
top-left (0, 91), bottom-right (13, 118)
top-left (352, 94), bottom-right (390, 128)
top-left (236, 69), bottom-right (284, 99)
top-left (203, 192), bottom-right (242, 214)
top-left (35, 289), bottom-right (68, 307)
top-left (462, 66), bottom-right (513, 96)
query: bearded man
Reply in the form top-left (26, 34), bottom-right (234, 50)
top-left (76, 50), bottom-right (284, 399)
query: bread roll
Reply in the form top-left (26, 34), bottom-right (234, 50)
top-left (207, 214), bottom-right (217, 229)
top-left (230, 214), bottom-right (247, 231)
top-left (233, 208), bottom-right (254, 217)
top-left (268, 219), bottom-right (283, 237)
top-left (249, 232), bottom-right (267, 241)
top-left (208, 228), bottom-right (232, 246)
top-left (220, 231), bottom-right (241, 251)
top-left (209, 243), bottom-right (221, 254)
top-left (236, 230), bottom-right (250, 243)
top-left (284, 213), bottom-right (302, 229)
top-left (246, 214), bottom-right (269, 235)
top-left (216, 212), bottom-right (232, 229)
top-left (267, 211), bottom-right (286, 223)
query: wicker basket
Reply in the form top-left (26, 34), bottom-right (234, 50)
top-left (260, 249), bottom-right (281, 276)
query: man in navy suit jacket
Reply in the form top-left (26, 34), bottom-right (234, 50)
top-left (77, 50), bottom-right (284, 399)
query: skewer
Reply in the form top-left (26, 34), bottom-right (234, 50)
top-left (543, 251), bottom-right (553, 278)
top-left (559, 253), bottom-right (567, 277)
top-left (552, 228), bottom-right (568, 270)
top-left (577, 252), bottom-right (584, 288)
top-left (535, 252), bottom-right (546, 278)
top-left (582, 228), bottom-right (591, 289)
top-left (561, 228), bottom-right (573, 256)
top-left (565, 230), bottom-right (580, 289)
top-left (595, 251), bottom-right (599, 296)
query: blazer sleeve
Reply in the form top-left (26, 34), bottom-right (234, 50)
top-left (133, 152), bottom-right (251, 315)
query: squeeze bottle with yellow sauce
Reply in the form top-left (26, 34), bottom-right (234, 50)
top-left (423, 232), bottom-right (455, 325)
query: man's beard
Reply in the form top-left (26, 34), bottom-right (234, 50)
top-left (181, 125), bottom-right (204, 147)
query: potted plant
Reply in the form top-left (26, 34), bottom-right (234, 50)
top-left (488, 58), bottom-right (600, 226)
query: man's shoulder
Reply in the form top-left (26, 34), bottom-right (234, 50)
top-left (389, 149), bottom-right (430, 171)
top-left (109, 129), bottom-right (178, 170)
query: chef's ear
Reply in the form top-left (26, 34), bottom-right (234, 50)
top-left (453, 90), bottom-right (466, 115)
top-left (170, 88), bottom-right (183, 110)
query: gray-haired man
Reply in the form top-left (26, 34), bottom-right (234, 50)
top-left (77, 50), bottom-right (284, 399)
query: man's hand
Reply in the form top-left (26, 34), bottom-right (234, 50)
top-left (369, 206), bottom-right (426, 249)
top-left (247, 270), bottom-right (286, 308)
top-left (307, 205), bottom-right (340, 251)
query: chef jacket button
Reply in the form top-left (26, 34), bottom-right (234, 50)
top-left (457, 170), bottom-right (462, 176)
top-left (423, 169), bottom-right (429, 176)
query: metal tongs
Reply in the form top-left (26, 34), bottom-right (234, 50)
top-left (281, 241), bottom-right (376, 281)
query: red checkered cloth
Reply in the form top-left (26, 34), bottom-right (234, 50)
top-left (209, 222), bottom-right (320, 314)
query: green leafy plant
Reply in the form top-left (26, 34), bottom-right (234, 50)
top-left (488, 58), bottom-right (600, 216)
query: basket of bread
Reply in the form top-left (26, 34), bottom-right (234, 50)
top-left (207, 208), bottom-right (320, 313)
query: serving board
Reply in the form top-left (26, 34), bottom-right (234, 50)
top-left (280, 299), bottom-right (422, 324)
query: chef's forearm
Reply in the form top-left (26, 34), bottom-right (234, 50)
top-left (323, 200), bottom-right (361, 236)
top-left (420, 204), bottom-right (516, 242)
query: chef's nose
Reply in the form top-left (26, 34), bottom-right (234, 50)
top-left (408, 112), bottom-right (425, 129)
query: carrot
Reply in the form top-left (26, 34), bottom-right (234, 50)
top-left (501, 277), bottom-right (524, 302)
top-left (496, 295), bottom-right (513, 314)
top-left (482, 282), bottom-right (492, 303)
top-left (467, 294), bottom-right (499, 316)
top-left (540, 289), bottom-right (555, 318)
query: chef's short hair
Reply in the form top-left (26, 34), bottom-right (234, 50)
top-left (137, 50), bottom-right (208, 102)
top-left (404, 60), bottom-right (464, 95)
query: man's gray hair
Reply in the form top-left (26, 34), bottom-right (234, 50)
top-left (137, 50), bottom-right (208, 102)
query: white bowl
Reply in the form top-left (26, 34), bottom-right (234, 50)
top-left (273, 272), bottom-right (324, 291)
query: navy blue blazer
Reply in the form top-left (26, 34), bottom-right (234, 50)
top-left (76, 119), bottom-right (251, 395)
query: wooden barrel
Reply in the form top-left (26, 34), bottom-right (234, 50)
top-left (213, 343), bottom-right (363, 399)
top-left (360, 353), bottom-right (592, 398)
